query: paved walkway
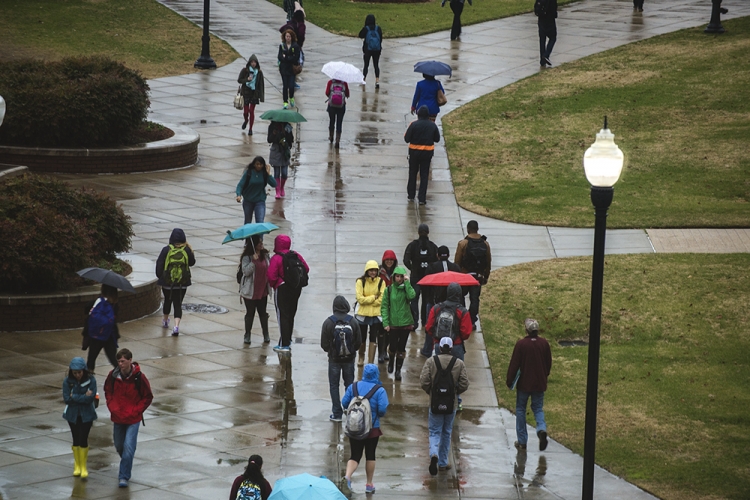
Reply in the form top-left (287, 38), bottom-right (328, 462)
top-left (1, 1), bottom-right (749, 499)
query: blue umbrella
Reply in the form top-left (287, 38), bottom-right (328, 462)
top-left (268, 473), bottom-right (346, 500)
top-left (414, 60), bottom-right (452, 77)
top-left (222, 222), bottom-right (279, 244)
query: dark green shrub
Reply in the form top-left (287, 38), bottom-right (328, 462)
top-left (0, 174), bottom-right (134, 293)
top-left (0, 57), bottom-right (150, 148)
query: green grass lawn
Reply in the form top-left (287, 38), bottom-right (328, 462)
top-left (267, 0), bottom-right (577, 38)
top-left (0, 0), bottom-right (238, 79)
top-left (443, 16), bottom-right (750, 229)
top-left (482, 253), bottom-right (750, 500)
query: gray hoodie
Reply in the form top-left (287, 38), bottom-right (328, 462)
top-left (320, 296), bottom-right (362, 363)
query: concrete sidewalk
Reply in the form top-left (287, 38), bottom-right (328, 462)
top-left (1, 1), bottom-right (749, 499)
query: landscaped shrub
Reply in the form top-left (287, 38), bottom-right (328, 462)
top-left (0, 174), bottom-right (134, 293)
top-left (0, 57), bottom-right (150, 148)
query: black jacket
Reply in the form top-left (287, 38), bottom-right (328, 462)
top-left (321, 296), bottom-right (362, 363)
top-left (358, 15), bottom-right (383, 53)
top-left (404, 107), bottom-right (440, 151)
top-left (537, 0), bottom-right (558, 20)
top-left (277, 42), bottom-right (301, 76)
top-left (403, 237), bottom-right (439, 283)
top-left (422, 259), bottom-right (461, 304)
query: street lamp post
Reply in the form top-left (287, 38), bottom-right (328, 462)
top-left (704, 0), bottom-right (726, 34)
top-left (194, 0), bottom-right (217, 69)
top-left (581, 117), bottom-right (624, 500)
top-left (0, 95), bottom-right (6, 127)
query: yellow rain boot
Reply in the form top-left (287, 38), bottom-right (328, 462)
top-left (72, 446), bottom-right (81, 476)
top-left (79, 446), bottom-right (89, 479)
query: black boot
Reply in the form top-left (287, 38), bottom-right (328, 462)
top-left (329, 129), bottom-right (334, 143)
top-left (395, 354), bottom-right (404, 381)
top-left (334, 131), bottom-right (341, 149)
top-left (244, 315), bottom-right (254, 344)
top-left (260, 311), bottom-right (270, 343)
top-left (387, 351), bottom-right (396, 374)
top-left (377, 330), bottom-right (386, 363)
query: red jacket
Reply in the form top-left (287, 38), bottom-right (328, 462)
top-left (104, 363), bottom-right (153, 425)
top-left (425, 304), bottom-right (472, 346)
top-left (506, 335), bottom-right (552, 392)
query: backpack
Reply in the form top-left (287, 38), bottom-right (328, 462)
top-left (431, 355), bottom-right (458, 415)
top-left (329, 80), bottom-right (346, 108)
top-left (330, 314), bottom-right (355, 358)
top-left (534, 0), bottom-right (549, 17)
top-left (434, 303), bottom-right (459, 342)
top-left (282, 250), bottom-right (309, 290)
top-left (417, 244), bottom-right (432, 271)
top-left (365, 25), bottom-right (381, 52)
top-left (236, 479), bottom-right (262, 500)
top-left (163, 244), bottom-right (191, 287)
top-left (344, 382), bottom-right (381, 440)
top-left (463, 236), bottom-right (488, 274)
top-left (87, 298), bottom-right (115, 341)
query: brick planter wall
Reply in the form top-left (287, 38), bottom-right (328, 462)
top-left (0, 124), bottom-right (199, 174)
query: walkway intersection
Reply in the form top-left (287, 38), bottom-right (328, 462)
top-left (1, 1), bottom-right (749, 499)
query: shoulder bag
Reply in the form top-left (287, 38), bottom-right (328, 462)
top-left (234, 85), bottom-right (244, 110)
top-left (436, 88), bottom-right (447, 107)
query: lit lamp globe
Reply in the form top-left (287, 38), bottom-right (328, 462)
top-left (0, 95), bottom-right (5, 127)
top-left (583, 118), bottom-right (624, 188)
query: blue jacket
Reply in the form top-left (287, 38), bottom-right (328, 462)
top-left (62, 375), bottom-right (98, 424)
top-left (342, 364), bottom-right (388, 429)
top-left (411, 79), bottom-right (445, 116)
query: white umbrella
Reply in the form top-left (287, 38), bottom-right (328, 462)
top-left (321, 61), bottom-right (365, 85)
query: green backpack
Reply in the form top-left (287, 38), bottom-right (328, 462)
top-left (163, 244), bottom-right (190, 287)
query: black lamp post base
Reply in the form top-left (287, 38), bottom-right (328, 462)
top-left (705, 0), bottom-right (726, 34)
top-left (194, 55), bottom-right (217, 70)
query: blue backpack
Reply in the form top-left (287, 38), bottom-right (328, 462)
top-left (365, 25), bottom-right (381, 52)
top-left (88, 298), bottom-right (115, 341)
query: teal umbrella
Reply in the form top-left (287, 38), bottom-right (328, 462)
top-left (268, 473), bottom-right (346, 500)
top-left (222, 222), bottom-right (279, 244)
top-left (260, 108), bottom-right (307, 123)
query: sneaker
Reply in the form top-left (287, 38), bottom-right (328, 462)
top-left (329, 414), bottom-right (342, 422)
top-left (283, 102), bottom-right (289, 109)
top-left (538, 430), bottom-right (548, 451)
top-left (514, 441), bottom-right (527, 451)
top-left (162, 318), bottom-right (169, 328)
top-left (544, 57), bottom-right (552, 67)
top-left (407, 197), bottom-right (414, 202)
top-left (343, 476), bottom-right (352, 491)
top-left (289, 97), bottom-right (295, 107)
top-left (242, 119), bottom-right (248, 130)
top-left (273, 345), bottom-right (283, 352)
top-left (118, 479), bottom-right (128, 488)
top-left (294, 83), bottom-right (300, 90)
top-left (419, 201), bottom-right (426, 206)
top-left (438, 464), bottom-right (452, 471)
top-left (457, 403), bottom-right (463, 412)
top-left (429, 455), bottom-right (438, 476)
top-left (365, 483), bottom-right (376, 493)
top-left (172, 326), bottom-right (179, 336)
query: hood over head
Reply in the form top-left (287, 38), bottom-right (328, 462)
top-left (417, 105), bottom-right (430, 119)
top-left (381, 249), bottom-right (397, 263)
top-left (365, 14), bottom-right (376, 26)
top-left (69, 357), bottom-right (87, 371)
top-left (364, 260), bottom-right (380, 273)
top-left (393, 265), bottom-right (408, 276)
top-left (333, 295), bottom-right (351, 315)
top-left (446, 282), bottom-right (462, 303)
top-left (363, 363), bottom-right (381, 382)
top-left (274, 234), bottom-right (292, 253)
top-left (247, 54), bottom-right (261, 70)
top-left (169, 228), bottom-right (186, 245)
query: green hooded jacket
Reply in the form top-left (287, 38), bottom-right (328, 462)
top-left (381, 266), bottom-right (416, 328)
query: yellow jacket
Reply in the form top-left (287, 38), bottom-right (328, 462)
top-left (356, 261), bottom-right (386, 318)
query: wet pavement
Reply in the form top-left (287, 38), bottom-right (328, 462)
top-left (2, 0), bottom-right (750, 498)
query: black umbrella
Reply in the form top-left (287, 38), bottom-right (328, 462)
top-left (77, 267), bottom-right (136, 294)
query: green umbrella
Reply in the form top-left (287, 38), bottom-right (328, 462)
top-left (260, 108), bottom-right (307, 123)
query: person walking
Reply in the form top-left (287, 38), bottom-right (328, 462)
top-left (442, 0), bottom-right (472, 41)
top-left (155, 228), bottom-right (196, 336)
top-left (229, 454), bottom-right (273, 500)
top-left (358, 14), bottom-right (383, 88)
top-left (632, 0), bottom-right (644, 11)
top-left (411, 75), bottom-right (445, 121)
top-left (325, 78), bottom-right (350, 149)
top-left (280, 10), bottom-right (306, 50)
top-left (355, 260), bottom-right (386, 366)
top-left (506, 318), bottom-right (552, 451)
top-left (420, 337), bottom-right (469, 474)
top-left (380, 266), bottom-right (416, 381)
top-left (535, 0), bottom-right (558, 67)
top-left (277, 30), bottom-right (300, 109)
top-left (84, 284), bottom-right (119, 372)
top-left (404, 106), bottom-right (441, 205)
top-left (104, 348), bottom-right (153, 488)
top-left (268, 234), bottom-right (309, 352)
top-left (419, 247), bottom-right (461, 357)
top-left (342, 363), bottom-right (388, 494)
top-left (268, 121), bottom-right (294, 199)
top-left (239, 235), bottom-right (272, 345)
top-left (237, 55), bottom-right (265, 135)
top-left (454, 219), bottom-right (491, 330)
top-left (403, 223), bottom-right (439, 329)
top-left (379, 249), bottom-right (398, 287)
top-left (321, 296), bottom-right (361, 422)
top-left (63, 357), bottom-right (97, 479)
top-left (235, 156), bottom-right (276, 224)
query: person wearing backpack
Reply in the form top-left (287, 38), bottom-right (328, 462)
top-left (229, 454), bottom-right (273, 500)
top-left (235, 156), bottom-right (276, 224)
top-left (321, 296), bottom-right (362, 422)
top-left (63, 357), bottom-right (98, 479)
top-left (403, 223), bottom-right (438, 329)
top-left (454, 219), bottom-right (492, 331)
top-left (441, 0), bottom-right (472, 41)
top-left (267, 121), bottom-right (294, 199)
top-left (535, 0), bottom-right (558, 67)
top-left (419, 246), bottom-right (461, 357)
top-left (237, 54), bottom-right (265, 135)
top-left (268, 234), bottom-right (309, 352)
top-left (355, 260), bottom-right (386, 366)
top-left (341, 363), bottom-right (388, 494)
top-left (155, 228), bottom-right (196, 336)
top-left (239, 235), bottom-right (272, 345)
top-left (380, 266), bottom-right (416, 381)
top-left (420, 337), bottom-right (469, 475)
top-left (84, 284), bottom-right (120, 372)
top-left (325, 78), bottom-right (350, 149)
top-left (358, 14), bottom-right (382, 88)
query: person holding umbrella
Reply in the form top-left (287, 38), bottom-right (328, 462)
top-left (155, 228), bottom-right (196, 336)
top-left (236, 156), bottom-right (276, 224)
top-left (63, 356), bottom-right (97, 479)
top-left (411, 74), bottom-right (445, 122)
top-left (267, 121), bottom-right (294, 199)
top-left (84, 284), bottom-right (120, 372)
top-left (239, 235), bottom-right (272, 345)
top-left (325, 77), bottom-right (349, 149)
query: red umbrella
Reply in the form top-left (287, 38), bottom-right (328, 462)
top-left (417, 271), bottom-right (479, 287)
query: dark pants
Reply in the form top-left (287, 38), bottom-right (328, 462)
top-left (389, 328), bottom-right (412, 352)
top-left (328, 105), bottom-right (346, 134)
top-left (409, 282), bottom-right (429, 329)
top-left (87, 336), bottom-right (117, 372)
top-left (363, 51), bottom-right (381, 78)
top-left (407, 150), bottom-right (433, 203)
top-left (329, 361), bottom-right (355, 419)
top-left (281, 73), bottom-right (296, 102)
top-left (450, 0), bottom-right (464, 40)
top-left (538, 19), bottom-right (557, 64)
top-left (275, 283), bottom-right (301, 347)
top-left (349, 436), bottom-right (380, 463)
top-left (69, 417), bottom-right (93, 447)
top-left (162, 287), bottom-right (187, 318)
top-left (633, 0), bottom-right (644, 8)
top-left (467, 284), bottom-right (481, 326)
top-left (243, 296), bottom-right (269, 335)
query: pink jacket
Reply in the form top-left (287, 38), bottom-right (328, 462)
top-left (267, 234), bottom-right (309, 289)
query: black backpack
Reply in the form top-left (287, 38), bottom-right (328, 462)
top-left (463, 236), bottom-right (488, 274)
top-left (282, 251), bottom-right (309, 290)
top-left (534, 0), bottom-right (550, 17)
top-left (431, 355), bottom-right (457, 415)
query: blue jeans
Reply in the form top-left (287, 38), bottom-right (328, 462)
top-left (113, 422), bottom-right (140, 481)
top-left (281, 74), bottom-right (296, 102)
top-left (242, 199), bottom-right (266, 224)
top-left (515, 390), bottom-right (546, 445)
top-left (273, 165), bottom-right (289, 179)
top-left (428, 409), bottom-right (456, 467)
top-left (329, 362), bottom-right (355, 418)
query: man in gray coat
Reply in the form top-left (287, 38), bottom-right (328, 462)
top-left (321, 296), bottom-right (362, 422)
